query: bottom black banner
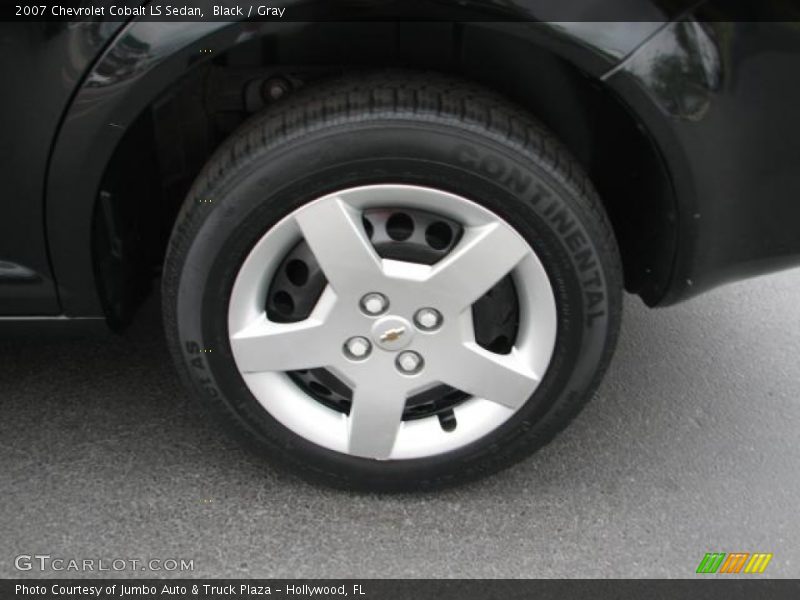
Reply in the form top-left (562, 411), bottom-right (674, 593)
top-left (3, 580), bottom-right (800, 600)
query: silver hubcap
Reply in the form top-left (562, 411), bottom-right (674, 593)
top-left (228, 185), bottom-right (557, 460)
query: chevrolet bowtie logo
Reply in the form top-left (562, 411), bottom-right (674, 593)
top-left (379, 327), bottom-right (406, 343)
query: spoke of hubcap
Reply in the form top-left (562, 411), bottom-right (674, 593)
top-left (347, 384), bottom-right (408, 459)
top-left (437, 343), bottom-right (539, 410)
top-left (230, 317), bottom-right (334, 373)
top-left (427, 223), bottom-right (529, 311)
top-left (295, 196), bottom-right (383, 291)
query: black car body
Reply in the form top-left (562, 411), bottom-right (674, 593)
top-left (2, 2), bottom-right (800, 332)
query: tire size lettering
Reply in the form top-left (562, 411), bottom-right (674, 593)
top-left (185, 341), bottom-right (206, 371)
top-left (185, 340), bottom-right (222, 397)
top-left (452, 143), bottom-right (608, 328)
top-left (541, 199), bottom-right (607, 328)
top-left (197, 377), bottom-right (219, 398)
top-left (452, 144), bottom-right (534, 195)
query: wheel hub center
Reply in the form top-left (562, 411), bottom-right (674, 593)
top-left (371, 316), bottom-right (414, 351)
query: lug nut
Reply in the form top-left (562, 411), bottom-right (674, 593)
top-left (396, 351), bottom-right (424, 375)
top-left (414, 308), bottom-right (443, 331)
top-left (344, 336), bottom-right (372, 360)
top-left (360, 292), bottom-right (389, 316)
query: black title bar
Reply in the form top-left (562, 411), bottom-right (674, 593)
top-left (4, 0), bottom-right (800, 23)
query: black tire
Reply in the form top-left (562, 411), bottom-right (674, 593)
top-left (162, 71), bottom-right (622, 491)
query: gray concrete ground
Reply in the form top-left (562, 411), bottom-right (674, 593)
top-left (1, 268), bottom-right (799, 579)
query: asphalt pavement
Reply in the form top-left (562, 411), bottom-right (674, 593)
top-left (2, 268), bottom-right (799, 578)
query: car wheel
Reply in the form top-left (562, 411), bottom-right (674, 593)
top-left (162, 72), bottom-right (622, 491)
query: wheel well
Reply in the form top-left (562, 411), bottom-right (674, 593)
top-left (94, 22), bottom-right (676, 327)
